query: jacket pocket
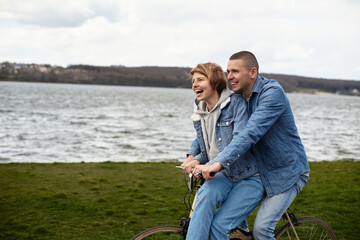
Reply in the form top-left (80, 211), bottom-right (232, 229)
top-left (220, 117), bottom-right (234, 143)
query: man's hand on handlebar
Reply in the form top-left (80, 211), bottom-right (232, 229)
top-left (193, 162), bottom-right (222, 180)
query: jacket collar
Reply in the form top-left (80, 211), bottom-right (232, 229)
top-left (250, 75), bottom-right (263, 96)
top-left (233, 75), bottom-right (263, 99)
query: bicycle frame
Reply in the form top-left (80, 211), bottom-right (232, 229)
top-left (282, 211), bottom-right (300, 240)
top-left (187, 173), bottom-right (203, 218)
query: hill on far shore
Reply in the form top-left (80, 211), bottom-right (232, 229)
top-left (1, 62), bottom-right (359, 96)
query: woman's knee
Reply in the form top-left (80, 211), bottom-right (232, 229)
top-left (197, 184), bottom-right (223, 205)
top-left (198, 176), bottom-right (230, 203)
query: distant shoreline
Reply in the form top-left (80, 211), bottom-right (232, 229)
top-left (1, 79), bottom-right (359, 97)
top-left (1, 62), bottom-right (360, 96)
top-left (293, 88), bottom-right (338, 95)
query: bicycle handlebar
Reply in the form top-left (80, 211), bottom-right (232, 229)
top-left (176, 166), bottom-right (215, 177)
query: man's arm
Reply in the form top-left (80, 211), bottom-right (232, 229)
top-left (210, 85), bottom-right (287, 168)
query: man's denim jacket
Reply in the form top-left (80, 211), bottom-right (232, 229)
top-left (210, 76), bottom-right (310, 197)
top-left (187, 94), bottom-right (258, 183)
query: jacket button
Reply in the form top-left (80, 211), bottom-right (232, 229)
top-left (238, 154), bottom-right (240, 157)
top-left (227, 163), bottom-right (230, 166)
top-left (219, 137), bottom-right (222, 141)
top-left (217, 123), bottom-right (220, 127)
top-left (226, 121), bottom-right (229, 125)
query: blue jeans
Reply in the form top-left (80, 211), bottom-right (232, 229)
top-left (186, 172), bottom-right (264, 240)
top-left (253, 173), bottom-right (309, 239)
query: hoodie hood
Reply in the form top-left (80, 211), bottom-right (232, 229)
top-left (191, 87), bottom-right (233, 121)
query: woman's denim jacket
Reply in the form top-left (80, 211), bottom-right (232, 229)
top-left (187, 95), bottom-right (258, 183)
top-left (211, 76), bottom-right (310, 197)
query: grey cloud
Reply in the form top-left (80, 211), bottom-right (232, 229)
top-left (3, 0), bottom-right (122, 28)
top-left (19, 13), bottom-right (91, 28)
top-left (88, 1), bottom-right (120, 23)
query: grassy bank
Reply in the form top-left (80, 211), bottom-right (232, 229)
top-left (0, 161), bottom-right (359, 239)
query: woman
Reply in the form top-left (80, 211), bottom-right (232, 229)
top-left (181, 62), bottom-right (264, 239)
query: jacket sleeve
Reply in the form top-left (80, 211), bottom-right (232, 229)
top-left (187, 138), bottom-right (200, 157)
top-left (187, 138), bottom-right (206, 163)
top-left (212, 85), bottom-right (287, 168)
top-left (186, 138), bottom-right (208, 164)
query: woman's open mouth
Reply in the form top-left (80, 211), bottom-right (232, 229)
top-left (195, 89), bottom-right (204, 97)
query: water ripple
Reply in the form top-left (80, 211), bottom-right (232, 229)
top-left (0, 82), bottom-right (359, 163)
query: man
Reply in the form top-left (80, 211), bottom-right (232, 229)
top-left (193, 51), bottom-right (310, 239)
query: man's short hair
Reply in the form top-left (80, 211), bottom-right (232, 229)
top-left (229, 51), bottom-right (259, 72)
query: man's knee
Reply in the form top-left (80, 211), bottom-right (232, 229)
top-left (253, 215), bottom-right (276, 239)
top-left (253, 222), bottom-right (273, 239)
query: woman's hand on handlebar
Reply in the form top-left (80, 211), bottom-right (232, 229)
top-left (182, 159), bottom-right (200, 174)
top-left (181, 155), bottom-right (194, 168)
top-left (181, 155), bottom-right (200, 175)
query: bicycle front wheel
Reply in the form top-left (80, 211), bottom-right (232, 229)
top-left (132, 225), bottom-right (184, 240)
top-left (275, 216), bottom-right (337, 240)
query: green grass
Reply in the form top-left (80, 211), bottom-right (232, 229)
top-left (0, 160), bottom-right (359, 239)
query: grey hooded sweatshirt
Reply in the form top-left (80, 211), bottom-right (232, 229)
top-left (191, 87), bottom-right (233, 161)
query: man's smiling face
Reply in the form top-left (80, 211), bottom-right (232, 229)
top-left (227, 59), bottom-right (256, 98)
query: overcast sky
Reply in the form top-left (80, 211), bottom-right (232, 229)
top-left (1, 0), bottom-right (359, 80)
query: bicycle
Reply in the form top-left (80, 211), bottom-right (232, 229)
top-left (132, 167), bottom-right (337, 240)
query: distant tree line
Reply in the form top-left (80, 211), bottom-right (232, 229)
top-left (1, 62), bottom-right (359, 96)
top-left (261, 73), bottom-right (360, 95)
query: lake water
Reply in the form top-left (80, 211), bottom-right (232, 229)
top-left (1, 81), bottom-right (359, 163)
